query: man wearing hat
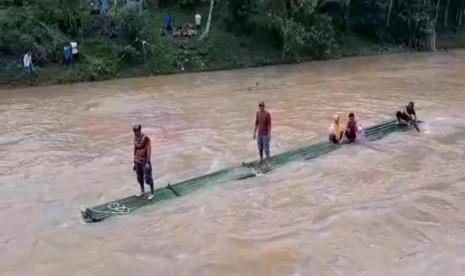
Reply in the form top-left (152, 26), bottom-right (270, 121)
top-left (133, 124), bottom-right (155, 198)
top-left (253, 101), bottom-right (272, 162)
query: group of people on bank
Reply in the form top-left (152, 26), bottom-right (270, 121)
top-left (161, 12), bottom-right (202, 37)
top-left (22, 42), bottom-right (79, 75)
top-left (131, 101), bottom-right (419, 198)
top-left (63, 42), bottom-right (79, 66)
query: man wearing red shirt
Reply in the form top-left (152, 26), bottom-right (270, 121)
top-left (253, 101), bottom-right (272, 162)
top-left (133, 124), bottom-right (155, 198)
top-left (345, 113), bottom-right (358, 143)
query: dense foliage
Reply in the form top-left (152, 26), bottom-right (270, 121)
top-left (350, 0), bottom-right (436, 46)
top-left (1, 0), bottom-right (465, 85)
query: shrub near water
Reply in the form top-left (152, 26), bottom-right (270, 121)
top-left (0, 7), bottom-right (67, 63)
top-left (61, 58), bottom-right (117, 83)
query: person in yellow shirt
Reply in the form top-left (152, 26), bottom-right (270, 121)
top-left (328, 114), bottom-right (344, 144)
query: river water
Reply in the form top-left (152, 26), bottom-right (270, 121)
top-left (1, 52), bottom-right (465, 276)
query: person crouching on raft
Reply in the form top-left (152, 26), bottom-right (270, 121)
top-left (328, 114), bottom-right (344, 144)
top-left (396, 101), bottom-right (420, 132)
top-left (345, 113), bottom-right (359, 143)
top-left (133, 124), bottom-right (155, 198)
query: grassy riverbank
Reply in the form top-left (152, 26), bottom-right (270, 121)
top-left (0, 29), bottom-right (420, 88)
top-left (0, 34), bottom-right (379, 87)
top-left (2, 1), bottom-right (465, 88)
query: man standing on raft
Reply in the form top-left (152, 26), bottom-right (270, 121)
top-left (253, 101), bottom-right (272, 162)
top-left (132, 124), bottom-right (155, 199)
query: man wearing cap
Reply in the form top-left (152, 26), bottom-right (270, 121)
top-left (253, 101), bottom-right (272, 162)
top-left (132, 124), bottom-right (155, 198)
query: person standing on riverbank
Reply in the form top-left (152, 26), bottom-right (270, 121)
top-left (70, 41), bottom-right (79, 63)
top-left (23, 52), bottom-right (35, 74)
top-left (165, 13), bottom-right (173, 32)
top-left (195, 11), bottom-right (201, 29)
top-left (64, 44), bottom-right (72, 66)
top-left (253, 101), bottom-right (272, 162)
top-left (133, 124), bottom-right (155, 199)
top-left (99, 0), bottom-right (108, 15)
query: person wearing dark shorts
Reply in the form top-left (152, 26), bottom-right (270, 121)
top-left (253, 101), bottom-right (271, 162)
top-left (396, 101), bottom-right (420, 132)
top-left (133, 124), bottom-right (155, 198)
top-left (345, 113), bottom-right (358, 143)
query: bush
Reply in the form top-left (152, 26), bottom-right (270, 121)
top-left (225, 0), bottom-right (258, 33)
top-left (250, 0), bottom-right (337, 60)
top-left (0, 8), bottom-right (68, 63)
top-left (453, 29), bottom-right (465, 48)
top-left (61, 57), bottom-right (117, 83)
top-left (389, 0), bottom-right (435, 47)
top-left (350, 0), bottom-right (435, 47)
top-left (115, 45), bottom-right (141, 64)
top-left (33, 0), bottom-right (84, 36)
top-left (170, 43), bottom-right (204, 70)
top-left (300, 13), bottom-right (338, 59)
top-left (116, 9), bottom-right (153, 47)
top-left (350, 0), bottom-right (387, 39)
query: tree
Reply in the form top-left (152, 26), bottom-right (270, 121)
top-left (139, 0), bottom-right (144, 13)
top-left (443, 0), bottom-right (451, 26)
top-left (343, 0), bottom-right (351, 30)
top-left (460, 0), bottom-right (465, 25)
top-left (32, 0), bottom-right (84, 35)
top-left (248, 0), bottom-right (336, 60)
top-left (434, 0), bottom-right (441, 24)
top-left (200, 0), bottom-right (214, 40)
top-left (386, 0), bottom-right (393, 27)
top-left (225, 0), bottom-right (257, 32)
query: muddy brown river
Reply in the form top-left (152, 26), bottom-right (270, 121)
top-left (1, 52), bottom-right (465, 276)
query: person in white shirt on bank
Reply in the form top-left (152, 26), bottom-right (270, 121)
top-left (70, 41), bottom-right (79, 62)
top-left (23, 52), bottom-right (35, 74)
top-left (195, 11), bottom-right (201, 30)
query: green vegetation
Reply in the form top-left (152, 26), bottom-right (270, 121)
top-left (1, 0), bottom-right (465, 87)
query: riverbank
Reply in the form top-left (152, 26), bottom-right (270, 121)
top-left (1, 3), bottom-right (465, 89)
top-left (0, 35), bottom-right (412, 88)
top-left (1, 30), bottom-right (464, 89)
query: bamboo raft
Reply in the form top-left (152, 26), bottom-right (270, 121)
top-left (81, 120), bottom-right (419, 223)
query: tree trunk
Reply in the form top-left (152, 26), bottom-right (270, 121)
top-left (443, 0), bottom-right (450, 26)
top-left (434, 0), bottom-right (441, 25)
top-left (342, 0), bottom-right (351, 31)
top-left (139, 0), bottom-right (144, 14)
top-left (460, 0), bottom-right (465, 26)
top-left (200, 0), bottom-right (214, 40)
top-left (425, 29), bottom-right (437, 51)
top-left (386, 0), bottom-right (394, 27)
top-left (285, 0), bottom-right (291, 18)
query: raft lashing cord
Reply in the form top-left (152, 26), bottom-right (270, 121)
top-left (82, 120), bottom-right (420, 223)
